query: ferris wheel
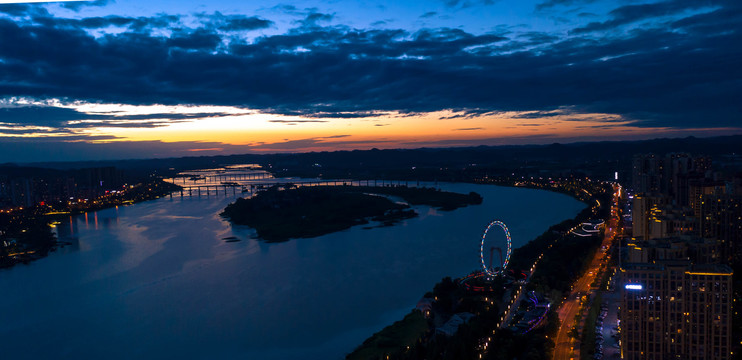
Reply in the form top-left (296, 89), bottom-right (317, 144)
top-left (479, 220), bottom-right (512, 277)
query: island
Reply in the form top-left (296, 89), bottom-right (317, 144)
top-left (220, 185), bottom-right (483, 242)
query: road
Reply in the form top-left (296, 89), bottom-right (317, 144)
top-left (553, 184), bottom-right (620, 360)
top-left (500, 257), bottom-right (541, 328)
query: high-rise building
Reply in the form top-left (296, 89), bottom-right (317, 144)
top-left (632, 153), bottom-right (711, 206)
top-left (699, 191), bottom-right (742, 263)
top-left (632, 154), bottom-right (665, 195)
top-left (0, 166), bottom-right (124, 208)
top-left (631, 194), bottom-right (694, 240)
top-left (624, 237), bottom-right (721, 264)
top-left (621, 239), bottom-right (732, 360)
top-left (632, 193), bottom-right (664, 240)
top-left (689, 179), bottom-right (724, 219)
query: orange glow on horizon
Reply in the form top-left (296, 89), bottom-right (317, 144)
top-left (5, 102), bottom-right (741, 152)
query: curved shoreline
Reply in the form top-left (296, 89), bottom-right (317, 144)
top-left (346, 177), bottom-right (611, 360)
top-left (0, 173), bottom-right (594, 360)
top-left (0, 179), bottom-right (181, 269)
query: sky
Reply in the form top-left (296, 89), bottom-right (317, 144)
top-left (0, 0), bottom-right (740, 162)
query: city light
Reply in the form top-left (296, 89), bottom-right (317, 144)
top-left (625, 284), bottom-right (643, 290)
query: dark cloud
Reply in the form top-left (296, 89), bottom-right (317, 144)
top-left (420, 11), bottom-right (437, 19)
top-left (571, 0), bottom-right (715, 34)
top-left (438, 109), bottom-right (497, 120)
top-left (273, 110), bottom-right (388, 119)
top-left (517, 31), bottom-right (559, 43)
top-left (30, 14), bottom-right (181, 32)
top-left (272, 4), bottom-right (299, 14)
top-left (439, 114), bottom-right (466, 120)
top-left (0, 106), bottom-right (93, 127)
top-left (512, 110), bottom-right (572, 119)
top-left (0, 3), bottom-right (53, 19)
top-left (0, 105), bottom-right (244, 130)
top-left (77, 16), bottom-right (140, 28)
top-left (193, 12), bottom-right (273, 32)
top-left (268, 119), bottom-right (329, 124)
top-left (298, 11), bottom-right (334, 27)
top-left (442, 0), bottom-right (496, 8)
top-left (0, 4), bottom-right (34, 16)
top-left (168, 29), bottom-right (222, 50)
top-left (0, 2), bottom-right (740, 130)
top-left (61, 0), bottom-right (114, 12)
top-left (535, 0), bottom-right (597, 11)
top-left (454, 127), bottom-right (484, 131)
top-left (218, 16), bottom-right (273, 31)
top-left (670, 5), bottom-right (742, 35)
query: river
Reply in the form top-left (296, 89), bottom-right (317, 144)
top-left (0, 179), bottom-right (584, 359)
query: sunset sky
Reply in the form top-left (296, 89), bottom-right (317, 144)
top-left (0, 0), bottom-right (740, 162)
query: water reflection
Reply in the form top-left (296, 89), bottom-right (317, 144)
top-left (0, 180), bottom-right (584, 360)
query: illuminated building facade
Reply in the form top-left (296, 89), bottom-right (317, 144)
top-left (621, 260), bottom-right (732, 360)
top-left (699, 192), bottom-right (742, 263)
top-left (632, 193), bottom-right (695, 241)
top-left (0, 167), bottom-right (123, 209)
top-left (626, 153), bottom-right (736, 359)
top-left (632, 153), bottom-right (711, 204)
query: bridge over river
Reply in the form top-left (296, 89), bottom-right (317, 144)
top-left (164, 172), bottom-right (424, 198)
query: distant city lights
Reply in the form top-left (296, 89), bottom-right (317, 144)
top-left (625, 284), bottom-right (643, 290)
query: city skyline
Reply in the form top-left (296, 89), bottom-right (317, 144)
top-left (1, 0), bottom-right (740, 162)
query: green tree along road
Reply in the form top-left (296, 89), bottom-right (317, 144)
top-left (347, 311), bottom-right (430, 360)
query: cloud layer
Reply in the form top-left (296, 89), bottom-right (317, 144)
top-left (0, 0), bottom-right (740, 159)
top-left (1, 2), bottom-right (739, 123)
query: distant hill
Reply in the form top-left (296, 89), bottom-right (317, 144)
top-left (16, 135), bottom-right (742, 181)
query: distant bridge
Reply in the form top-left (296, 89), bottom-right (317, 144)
top-left (170, 171), bottom-right (273, 184)
top-left (165, 178), bottom-right (424, 198)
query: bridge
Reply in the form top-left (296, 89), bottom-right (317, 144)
top-left (169, 171), bottom-right (273, 184)
top-left (164, 178), bottom-right (424, 198)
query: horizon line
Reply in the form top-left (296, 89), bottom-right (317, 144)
top-left (15, 133), bottom-right (739, 166)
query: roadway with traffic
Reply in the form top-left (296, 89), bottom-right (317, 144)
top-left (553, 184), bottom-right (621, 360)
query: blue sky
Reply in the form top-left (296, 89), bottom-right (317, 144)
top-left (0, 0), bottom-right (740, 162)
top-left (36, 0), bottom-right (640, 41)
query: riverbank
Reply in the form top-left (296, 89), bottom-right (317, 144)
top-left (346, 177), bottom-right (612, 360)
top-left (221, 184), bottom-right (483, 242)
top-left (0, 179), bottom-right (181, 269)
top-left (0, 176), bottom-right (586, 359)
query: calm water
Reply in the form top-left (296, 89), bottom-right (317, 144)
top-left (0, 182), bottom-right (584, 359)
